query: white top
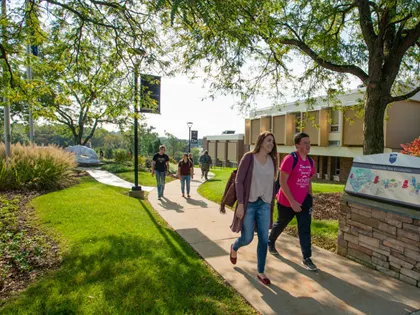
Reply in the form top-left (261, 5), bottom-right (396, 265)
top-left (249, 155), bottom-right (275, 203)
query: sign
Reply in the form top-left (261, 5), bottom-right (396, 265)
top-left (344, 153), bottom-right (420, 210)
top-left (191, 130), bottom-right (198, 143)
top-left (140, 74), bottom-right (161, 114)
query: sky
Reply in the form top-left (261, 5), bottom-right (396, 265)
top-left (143, 73), bottom-right (360, 141)
top-left (143, 75), bottom-right (252, 140)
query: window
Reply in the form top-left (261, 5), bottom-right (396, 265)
top-left (330, 109), bottom-right (340, 132)
top-left (328, 140), bottom-right (340, 146)
top-left (332, 157), bottom-right (340, 175)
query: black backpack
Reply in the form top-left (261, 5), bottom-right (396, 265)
top-left (274, 152), bottom-right (314, 195)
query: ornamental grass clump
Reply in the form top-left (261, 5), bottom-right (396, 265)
top-left (0, 143), bottom-right (77, 191)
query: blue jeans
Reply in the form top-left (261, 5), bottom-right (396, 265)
top-left (155, 170), bottom-right (166, 197)
top-left (180, 175), bottom-right (191, 195)
top-left (233, 198), bottom-right (271, 273)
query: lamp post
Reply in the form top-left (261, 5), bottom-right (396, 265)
top-left (187, 122), bottom-right (193, 153)
top-left (129, 47), bottom-right (146, 199)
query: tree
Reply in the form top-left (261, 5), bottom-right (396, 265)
top-left (163, 0), bottom-right (420, 154)
top-left (38, 26), bottom-right (132, 145)
top-left (163, 131), bottom-right (185, 158)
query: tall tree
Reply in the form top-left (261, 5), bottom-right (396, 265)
top-left (39, 26), bottom-right (132, 145)
top-left (162, 0), bottom-right (420, 154)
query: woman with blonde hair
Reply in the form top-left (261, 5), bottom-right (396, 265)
top-left (229, 131), bottom-right (278, 285)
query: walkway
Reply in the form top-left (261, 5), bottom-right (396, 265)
top-left (147, 168), bottom-right (420, 315)
top-left (86, 169), bottom-right (154, 192)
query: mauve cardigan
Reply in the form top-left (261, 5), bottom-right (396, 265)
top-left (230, 152), bottom-right (276, 233)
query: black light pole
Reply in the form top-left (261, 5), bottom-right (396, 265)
top-left (129, 47), bottom-right (146, 199)
top-left (187, 122), bottom-right (193, 152)
top-left (133, 64), bottom-right (140, 190)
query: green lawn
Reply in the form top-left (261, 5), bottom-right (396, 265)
top-left (197, 168), bottom-right (344, 205)
top-left (117, 171), bottom-right (176, 186)
top-left (197, 168), bottom-right (340, 252)
top-left (0, 177), bottom-right (255, 314)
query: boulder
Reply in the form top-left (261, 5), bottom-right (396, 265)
top-left (66, 145), bottom-right (100, 166)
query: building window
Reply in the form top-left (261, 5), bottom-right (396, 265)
top-left (330, 109), bottom-right (340, 132)
top-left (332, 157), bottom-right (340, 175)
top-left (328, 140), bottom-right (340, 146)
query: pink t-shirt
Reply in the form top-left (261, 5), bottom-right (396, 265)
top-left (277, 153), bottom-right (315, 207)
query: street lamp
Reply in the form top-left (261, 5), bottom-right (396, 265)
top-left (187, 122), bottom-right (193, 153)
top-left (129, 47), bottom-right (146, 199)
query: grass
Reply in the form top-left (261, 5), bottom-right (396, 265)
top-left (197, 168), bottom-right (345, 205)
top-left (0, 177), bottom-right (255, 314)
top-left (116, 171), bottom-right (176, 186)
top-left (197, 168), bottom-right (341, 252)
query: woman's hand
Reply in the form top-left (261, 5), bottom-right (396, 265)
top-left (236, 203), bottom-right (244, 219)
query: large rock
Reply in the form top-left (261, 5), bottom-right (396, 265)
top-left (66, 145), bottom-right (100, 166)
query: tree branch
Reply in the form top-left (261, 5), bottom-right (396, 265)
top-left (356, 0), bottom-right (377, 53)
top-left (280, 38), bottom-right (369, 83)
top-left (390, 86), bottom-right (420, 103)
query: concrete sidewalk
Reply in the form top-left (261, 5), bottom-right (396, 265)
top-left (86, 169), bottom-right (154, 192)
top-left (148, 168), bottom-right (420, 315)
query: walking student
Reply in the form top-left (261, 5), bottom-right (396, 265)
top-left (229, 131), bottom-right (278, 285)
top-left (152, 145), bottom-right (170, 200)
top-left (268, 132), bottom-right (317, 271)
top-left (178, 153), bottom-right (194, 198)
top-left (199, 150), bottom-right (212, 180)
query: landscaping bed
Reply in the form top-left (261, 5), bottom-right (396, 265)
top-left (0, 192), bottom-right (61, 301)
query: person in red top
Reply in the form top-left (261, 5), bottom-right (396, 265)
top-left (268, 132), bottom-right (318, 271)
top-left (178, 153), bottom-right (194, 198)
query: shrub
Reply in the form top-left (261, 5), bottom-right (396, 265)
top-left (113, 149), bottom-right (131, 163)
top-left (105, 148), bottom-right (113, 159)
top-left (0, 143), bottom-right (77, 191)
top-left (401, 137), bottom-right (420, 157)
top-left (101, 161), bottom-right (133, 173)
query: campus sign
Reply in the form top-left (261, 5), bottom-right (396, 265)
top-left (344, 153), bottom-right (420, 210)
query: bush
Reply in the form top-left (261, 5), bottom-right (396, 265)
top-left (113, 149), bottom-right (131, 163)
top-left (0, 143), bottom-right (77, 191)
top-left (105, 148), bottom-right (113, 159)
top-left (401, 137), bottom-right (420, 157)
top-left (101, 162), bottom-right (134, 173)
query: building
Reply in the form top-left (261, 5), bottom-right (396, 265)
top-left (245, 88), bottom-right (420, 182)
top-left (203, 132), bottom-right (248, 168)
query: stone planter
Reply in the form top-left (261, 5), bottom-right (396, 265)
top-left (338, 194), bottom-right (420, 288)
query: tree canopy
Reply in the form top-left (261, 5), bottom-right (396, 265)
top-left (162, 0), bottom-right (420, 154)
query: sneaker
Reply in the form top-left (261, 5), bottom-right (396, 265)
top-left (302, 258), bottom-right (318, 271)
top-left (158, 196), bottom-right (162, 200)
top-left (268, 243), bottom-right (280, 256)
top-left (187, 194), bottom-right (191, 198)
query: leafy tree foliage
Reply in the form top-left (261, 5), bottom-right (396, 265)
top-left (161, 0), bottom-right (420, 154)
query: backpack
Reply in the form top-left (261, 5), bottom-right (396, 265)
top-left (274, 152), bottom-right (313, 195)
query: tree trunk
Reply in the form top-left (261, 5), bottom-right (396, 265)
top-left (363, 86), bottom-right (388, 155)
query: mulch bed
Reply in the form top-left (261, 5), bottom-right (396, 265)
top-left (312, 192), bottom-right (342, 220)
top-left (0, 192), bottom-right (62, 301)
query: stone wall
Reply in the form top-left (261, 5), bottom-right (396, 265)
top-left (338, 196), bottom-right (420, 287)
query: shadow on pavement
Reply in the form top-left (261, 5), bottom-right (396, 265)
top-left (186, 198), bottom-right (208, 208)
top-left (272, 254), bottom-right (417, 315)
top-left (159, 197), bottom-right (184, 212)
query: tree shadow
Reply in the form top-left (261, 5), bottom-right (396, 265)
top-left (158, 197), bottom-right (184, 212)
top-left (233, 267), bottom-right (335, 314)
top-left (273, 254), bottom-right (418, 315)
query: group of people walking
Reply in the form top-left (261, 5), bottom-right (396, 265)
top-left (151, 131), bottom-right (316, 286)
top-left (151, 146), bottom-right (212, 199)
